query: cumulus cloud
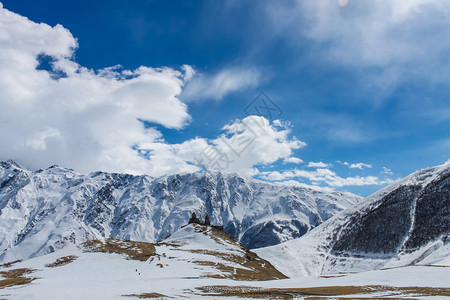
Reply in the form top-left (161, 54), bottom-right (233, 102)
top-left (349, 163), bottom-right (373, 170)
top-left (337, 161), bottom-right (373, 170)
top-left (135, 116), bottom-right (305, 177)
top-left (307, 161), bottom-right (329, 168)
top-left (284, 157), bottom-right (303, 164)
top-left (181, 67), bottom-right (260, 101)
top-left (260, 167), bottom-right (389, 187)
top-left (0, 4), bottom-right (191, 174)
top-left (0, 4), bottom-right (304, 177)
top-left (133, 115), bottom-right (306, 176)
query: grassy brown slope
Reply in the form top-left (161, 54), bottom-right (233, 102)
top-left (0, 260), bottom-right (22, 268)
top-left (196, 285), bottom-right (450, 299)
top-left (123, 292), bottom-right (169, 298)
top-left (0, 268), bottom-right (37, 289)
top-left (81, 238), bottom-right (156, 261)
top-left (45, 255), bottom-right (78, 268)
top-left (186, 249), bottom-right (287, 281)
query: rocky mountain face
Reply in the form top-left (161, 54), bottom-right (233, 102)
top-left (256, 162), bottom-right (450, 277)
top-left (331, 162), bottom-right (450, 256)
top-left (0, 160), bottom-right (360, 262)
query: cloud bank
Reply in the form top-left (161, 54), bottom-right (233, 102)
top-left (0, 4), bottom-right (196, 174)
top-left (260, 168), bottom-right (390, 188)
top-left (267, 0), bottom-right (450, 92)
top-left (0, 4), bottom-right (300, 176)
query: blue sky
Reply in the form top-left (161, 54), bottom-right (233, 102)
top-left (1, 0), bottom-right (449, 196)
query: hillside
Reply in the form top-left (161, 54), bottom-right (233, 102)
top-left (0, 223), bottom-right (286, 298)
top-left (256, 161), bottom-right (450, 277)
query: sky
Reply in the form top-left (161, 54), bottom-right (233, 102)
top-left (0, 0), bottom-right (449, 196)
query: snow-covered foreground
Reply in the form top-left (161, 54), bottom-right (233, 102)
top-left (1, 247), bottom-right (449, 299)
top-left (0, 224), bottom-right (449, 299)
top-left (0, 224), bottom-right (284, 299)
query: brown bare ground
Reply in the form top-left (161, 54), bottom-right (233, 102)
top-left (0, 268), bottom-right (37, 289)
top-left (81, 238), bottom-right (156, 261)
top-left (196, 285), bottom-right (450, 299)
top-left (197, 225), bottom-right (237, 246)
top-left (185, 249), bottom-right (287, 281)
top-left (45, 255), bottom-right (78, 268)
top-left (123, 292), bottom-right (169, 298)
top-left (0, 260), bottom-right (22, 268)
top-left (154, 241), bottom-right (186, 248)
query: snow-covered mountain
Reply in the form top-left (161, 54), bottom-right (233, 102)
top-left (0, 160), bottom-right (360, 262)
top-left (256, 162), bottom-right (450, 277)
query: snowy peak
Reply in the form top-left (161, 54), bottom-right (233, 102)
top-left (333, 161), bottom-right (450, 255)
top-left (256, 162), bottom-right (450, 277)
top-left (0, 160), bottom-right (360, 263)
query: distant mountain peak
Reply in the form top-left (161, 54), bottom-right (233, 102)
top-left (256, 162), bottom-right (450, 277)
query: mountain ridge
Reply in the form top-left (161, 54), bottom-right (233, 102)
top-left (0, 160), bottom-right (360, 263)
top-left (256, 161), bottom-right (450, 277)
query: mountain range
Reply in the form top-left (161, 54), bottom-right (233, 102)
top-left (0, 160), bottom-right (449, 298)
top-left (0, 160), bottom-right (360, 263)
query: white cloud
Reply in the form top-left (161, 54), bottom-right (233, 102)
top-left (0, 5), bottom-right (304, 177)
top-left (25, 128), bottom-right (61, 150)
top-left (136, 116), bottom-right (305, 177)
top-left (324, 175), bottom-right (383, 188)
top-left (284, 157), bottom-right (303, 164)
top-left (337, 161), bottom-right (373, 170)
top-left (381, 166), bottom-right (393, 175)
top-left (260, 167), bottom-right (390, 188)
top-left (307, 161), bottom-right (329, 168)
top-left (267, 0), bottom-right (450, 88)
top-left (300, 1), bottom-right (447, 66)
top-left (0, 4), bottom-right (192, 174)
top-left (181, 67), bottom-right (260, 101)
top-left (349, 163), bottom-right (373, 170)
